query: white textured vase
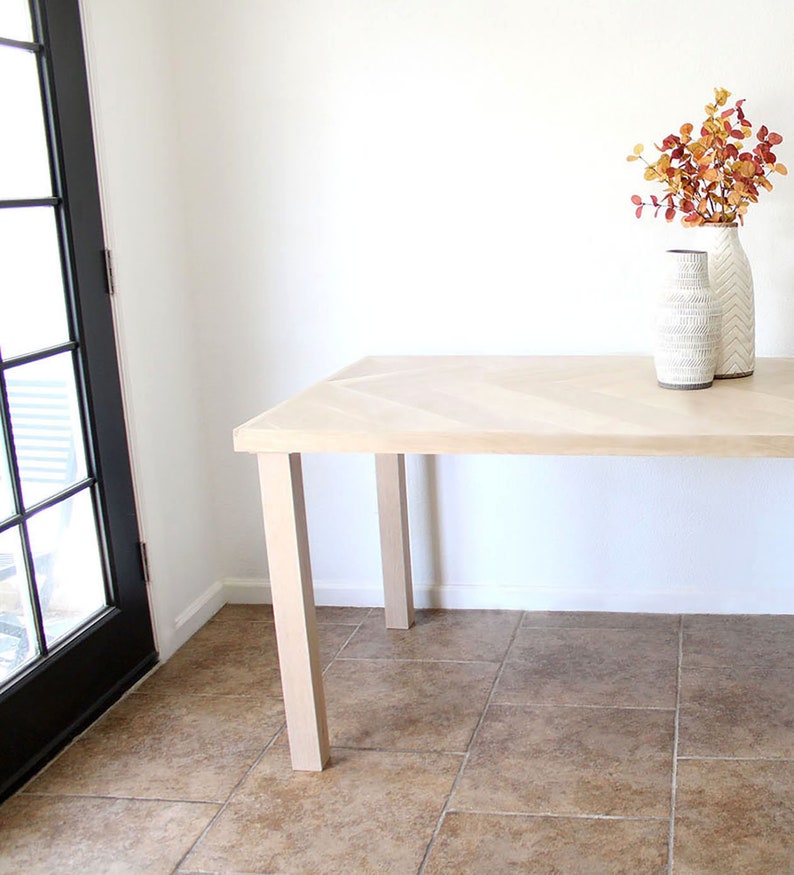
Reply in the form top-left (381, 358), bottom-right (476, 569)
top-left (655, 249), bottom-right (722, 390)
top-left (697, 223), bottom-right (755, 378)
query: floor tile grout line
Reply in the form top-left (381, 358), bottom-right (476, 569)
top-left (170, 722), bottom-right (289, 875)
top-left (332, 745), bottom-right (467, 756)
top-left (486, 702), bottom-right (677, 712)
top-left (19, 791), bottom-right (224, 805)
top-left (667, 614), bottom-right (684, 875)
top-left (446, 807), bottom-right (671, 822)
top-left (169, 608), bottom-right (375, 875)
top-left (334, 656), bottom-right (502, 665)
top-left (416, 610), bottom-right (526, 875)
top-left (322, 611), bottom-right (371, 674)
top-left (678, 755), bottom-right (794, 762)
top-left (519, 624), bottom-right (681, 634)
top-left (520, 624), bottom-right (679, 631)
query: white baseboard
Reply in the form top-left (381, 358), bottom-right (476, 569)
top-left (169, 579), bottom-right (226, 653)
top-left (217, 577), bottom-right (794, 615)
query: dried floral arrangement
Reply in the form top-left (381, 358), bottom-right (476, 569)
top-left (628, 88), bottom-right (786, 225)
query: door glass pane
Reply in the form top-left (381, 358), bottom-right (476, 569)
top-left (6, 354), bottom-right (87, 509)
top-left (0, 525), bottom-right (39, 684)
top-left (0, 431), bottom-right (14, 521)
top-left (0, 0), bottom-right (33, 42)
top-left (0, 207), bottom-right (70, 358)
top-left (0, 45), bottom-right (51, 198)
top-left (28, 489), bottom-right (106, 647)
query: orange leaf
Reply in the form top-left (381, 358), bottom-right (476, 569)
top-left (776, 163), bottom-right (789, 175)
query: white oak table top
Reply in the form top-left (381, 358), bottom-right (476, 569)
top-left (233, 355), bottom-right (794, 457)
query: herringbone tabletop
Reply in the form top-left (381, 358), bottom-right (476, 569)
top-left (234, 356), bottom-right (794, 457)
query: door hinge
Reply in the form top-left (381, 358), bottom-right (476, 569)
top-left (139, 541), bottom-right (151, 584)
top-left (103, 248), bottom-right (116, 295)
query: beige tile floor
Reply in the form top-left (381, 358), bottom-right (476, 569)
top-left (2, 606), bottom-right (794, 873)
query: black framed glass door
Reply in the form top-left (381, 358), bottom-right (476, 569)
top-left (0, 0), bottom-right (156, 799)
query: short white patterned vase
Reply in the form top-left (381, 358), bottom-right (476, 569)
top-left (654, 249), bottom-right (722, 390)
top-left (696, 223), bottom-right (755, 379)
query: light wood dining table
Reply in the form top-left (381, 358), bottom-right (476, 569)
top-left (233, 355), bottom-right (794, 771)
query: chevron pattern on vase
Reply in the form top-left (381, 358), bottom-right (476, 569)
top-left (701, 224), bottom-right (755, 378)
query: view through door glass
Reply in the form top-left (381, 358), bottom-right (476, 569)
top-left (0, 0), bottom-right (156, 799)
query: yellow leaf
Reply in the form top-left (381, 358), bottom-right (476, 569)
top-left (633, 143), bottom-right (644, 155)
top-left (704, 103), bottom-right (717, 116)
top-left (644, 167), bottom-right (657, 181)
top-left (626, 154), bottom-right (640, 162)
top-left (680, 123), bottom-right (694, 137)
top-left (703, 168), bottom-right (719, 182)
top-left (728, 190), bottom-right (742, 205)
top-left (714, 87), bottom-right (731, 107)
top-left (776, 163), bottom-right (789, 175)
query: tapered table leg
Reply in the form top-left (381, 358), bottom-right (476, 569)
top-left (257, 452), bottom-right (329, 771)
top-left (375, 453), bottom-right (415, 629)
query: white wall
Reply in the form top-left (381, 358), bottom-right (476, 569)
top-left (80, 0), bottom-right (223, 657)
top-left (87, 0), bottom-right (794, 625)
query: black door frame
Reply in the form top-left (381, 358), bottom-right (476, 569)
top-left (0, 0), bottom-right (157, 800)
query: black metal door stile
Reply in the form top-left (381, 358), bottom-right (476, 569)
top-left (0, 0), bottom-right (157, 799)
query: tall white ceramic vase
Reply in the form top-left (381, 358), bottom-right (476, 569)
top-left (655, 249), bottom-right (722, 390)
top-left (697, 223), bottom-right (755, 378)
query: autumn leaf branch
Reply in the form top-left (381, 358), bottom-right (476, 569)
top-left (627, 88), bottom-right (787, 226)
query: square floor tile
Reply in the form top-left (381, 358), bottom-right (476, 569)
top-left (182, 746), bottom-right (460, 875)
top-left (682, 614), bottom-right (794, 669)
top-left (0, 794), bottom-right (217, 875)
top-left (678, 663), bottom-right (794, 758)
top-left (27, 692), bottom-right (285, 802)
top-left (324, 658), bottom-right (498, 751)
top-left (493, 627), bottom-right (678, 707)
top-left (452, 704), bottom-right (674, 817)
top-left (140, 620), bottom-right (352, 697)
top-left (674, 759), bottom-right (794, 874)
top-left (423, 811), bottom-right (668, 874)
top-left (340, 608), bottom-right (520, 662)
